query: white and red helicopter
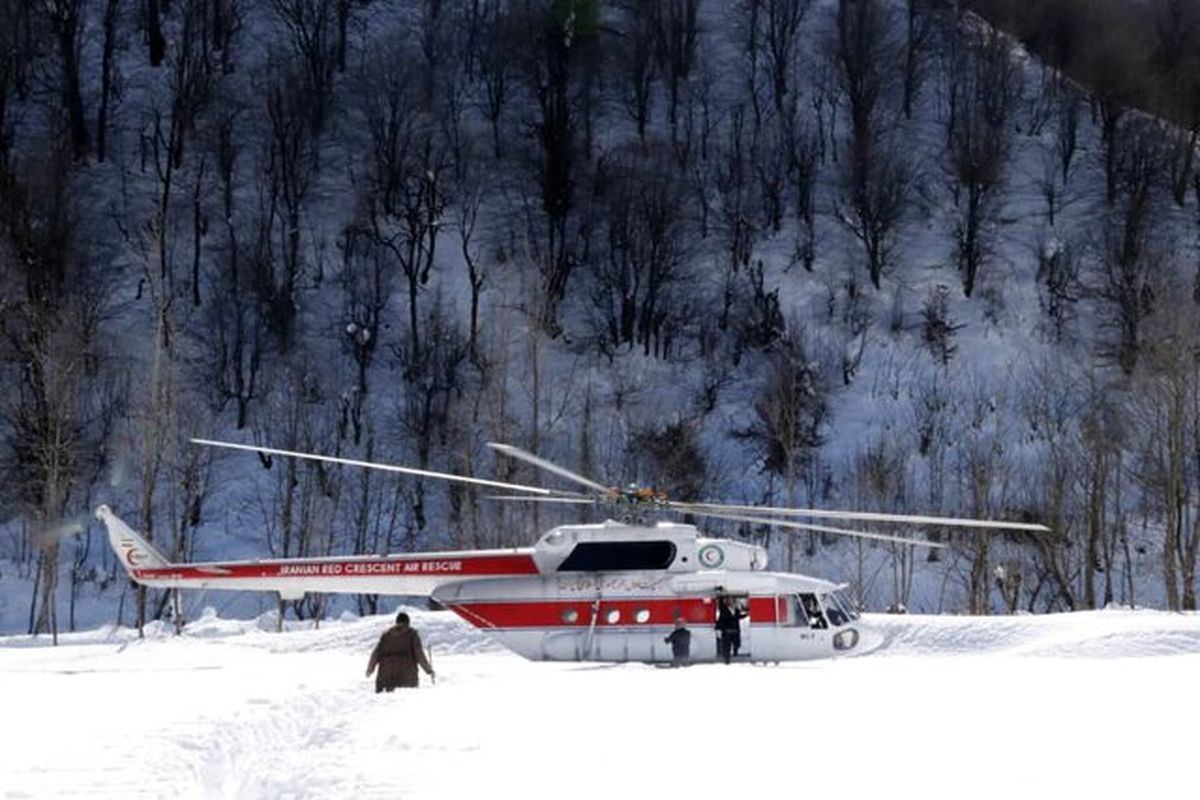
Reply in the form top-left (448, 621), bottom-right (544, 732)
top-left (98, 440), bottom-right (1049, 664)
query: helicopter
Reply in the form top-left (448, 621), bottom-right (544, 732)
top-left (98, 439), bottom-right (1050, 664)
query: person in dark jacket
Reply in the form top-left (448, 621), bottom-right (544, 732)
top-left (715, 597), bottom-right (747, 664)
top-left (664, 617), bottom-right (691, 667)
top-left (366, 612), bottom-right (434, 692)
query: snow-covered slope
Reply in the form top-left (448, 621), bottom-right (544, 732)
top-left (4, 0), bottom-right (1199, 636)
top-left (3, 608), bottom-right (1197, 799)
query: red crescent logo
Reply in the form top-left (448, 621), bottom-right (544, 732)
top-left (123, 546), bottom-right (142, 567)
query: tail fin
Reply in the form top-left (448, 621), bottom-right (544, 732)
top-left (96, 505), bottom-right (171, 573)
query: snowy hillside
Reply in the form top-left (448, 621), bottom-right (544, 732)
top-left (3, 607), bottom-right (1199, 799)
top-left (4, 0), bottom-right (1200, 637)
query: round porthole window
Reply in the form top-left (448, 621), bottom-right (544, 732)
top-left (605, 608), bottom-right (621, 624)
top-left (561, 608), bottom-right (579, 624)
top-left (634, 608), bottom-right (650, 623)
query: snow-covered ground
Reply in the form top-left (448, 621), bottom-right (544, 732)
top-left (3, 608), bottom-right (1198, 799)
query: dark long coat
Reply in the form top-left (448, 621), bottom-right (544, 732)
top-left (367, 624), bottom-right (432, 691)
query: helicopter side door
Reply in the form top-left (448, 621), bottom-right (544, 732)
top-left (715, 593), bottom-right (750, 660)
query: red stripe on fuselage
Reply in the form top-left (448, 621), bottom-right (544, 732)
top-left (445, 596), bottom-right (782, 630)
top-left (131, 552), bottom-right (539, 581)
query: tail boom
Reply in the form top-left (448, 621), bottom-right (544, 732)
top-left (96, 505), bottom-right (538, 597)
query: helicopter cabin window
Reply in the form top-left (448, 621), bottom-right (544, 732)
top-left (605, 608), bottom-right (621, 624)
top-left (561, 608), bottom-right (579, 624)
top-left (556, 541), bottom-right (677, 572)
top-left (790, 596), bottom-right (809, 627)
top-left (634, 608), bottom-right (651, 623)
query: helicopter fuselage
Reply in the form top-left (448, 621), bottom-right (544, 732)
top-left (97, 506), bottom-right (862, 662)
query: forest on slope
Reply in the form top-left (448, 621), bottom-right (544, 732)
top-left (3, 0), bottom-right (1200, 637)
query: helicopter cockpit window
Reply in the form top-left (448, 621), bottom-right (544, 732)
top-left (797, 593), bottom-right (827, 629)
top-left (556, 541), bottom-right (677, 572)
top-left (831, 589), bottom-right (860, 621)
top-left (821, 593), bottom-right (852, 627)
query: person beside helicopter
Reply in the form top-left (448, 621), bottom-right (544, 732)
top-left (366, 611), bottom-right (435, 692)
top-left (664, 617), bottom-right (692, 667)
top-left (715, 597), bottom-right (747, 664)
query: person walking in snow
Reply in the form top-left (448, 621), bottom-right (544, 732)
top-left (664, 617), bottom-right (692, 667)
top-left (366, 612), bottom-right (434, 692)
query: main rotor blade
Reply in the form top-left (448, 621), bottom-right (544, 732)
top-left (673, 502), bottom-right (1050, 533)
top-left (484, 495), bottom-right (598, 505)
top-left (680, 508), bottom-right (948, 549)
top-left (192, 439), bottom-right (556, 496)
top-left (487, 442), bottom-right (617, 498)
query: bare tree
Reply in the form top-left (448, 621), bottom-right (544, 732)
top-left (518, 0), bottom-right (601, 326)
top-left (1081, 31), bottom-right (1137, 207)
top-left (758, 0), bottom-right (811, 117)
top-left (455, 173), bottom-right (488, 364)
top-left (616, 1), bottom-right (657, 142)
top-left (207, 104), bottom-right (263, 429)
top-left (270, 0), bottom-right (337, 134)
top-left (1035, 236), bottom-right (1080, 342)
top-left (146, 0), bottom-right (166, 67)
top-left (902, 0), bottom-right (936, 118)
top-left (713, 105), bottom-right (758, 328)
top-left (475, 0), bottom-right (517, 159)
top-left (417, 0), bottom-right (452, 108)
top-left (213, 0), bottom-right (246, 75)
top-left (785, 115), bottom-right (820, 271)
top-left (1148, 0), bottom-right (1200, 204)
top-left (652, 0), bottom-right (699, 134)
top-left (921, 284), bottom-right (963, 366)
top-left (1094, 119), bottom-right (1169, 374)
top-left (590, 152), bottom-right (690, 358)
top-left (754, 114), bottom-right (789, 234)
top-left (1, 163), bottom-right (99, 641)
top-left (835, 140), bottom-right (911, 290)
top-left (830, 0), bottom-right (895, 183)
top-left (957, 379), bottom-right (1012, 614)
top-left (254, 365), bottom-right (343, 626)
top-left (735, 330), bottom-right (828, 569)
top-left (337, 225), bottom-right (389, 445)
top-left (364, 107), bottom-right (449, 363)
top-left (1020, 362), bottom-right (1085, 611)
top-left (96, 0), bottom-right (120, 163)
top-left (1130, 310), bottom-right (1200, 610)
top-left (257, 64), bottom-right (318, 350)
top-left (947, 31), bottom-right (1021, 298)
top-left (46, 0), bottom-right (88, 160)
top-left (829, 0), bottom-right (909, 288)
top-left (1077, 376), bottom-right (1122, 608)
top-left (394, 302), bottom-right (469, 538)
